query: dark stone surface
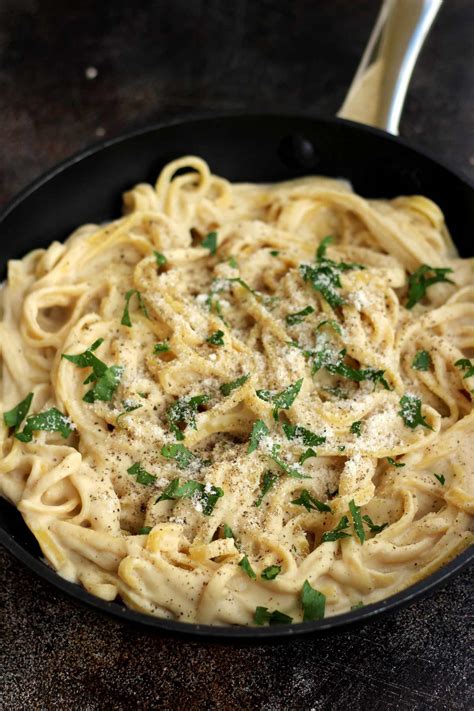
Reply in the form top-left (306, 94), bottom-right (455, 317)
top-left (0, 1), bottom-right (473, 709)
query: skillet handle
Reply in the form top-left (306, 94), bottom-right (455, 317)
top-left (337, 0), bottom-right (443, 135)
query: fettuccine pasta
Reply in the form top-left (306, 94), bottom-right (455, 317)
top-left (1, 156), bottom-right (473, 625)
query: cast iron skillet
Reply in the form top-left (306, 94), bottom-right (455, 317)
top-left (0, 113), bottom-right (473, 640)
top-left (1, 0), bottom-right (473, 638)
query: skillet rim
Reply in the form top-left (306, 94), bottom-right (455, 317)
top-left (0, 112), bottom-right (473, 639)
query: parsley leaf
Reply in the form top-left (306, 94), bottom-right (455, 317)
top-left (202, 231), bottom-right (218, 255)
top-left (282, 423), bottom-right (326, 447)
top-left (362, 514), bottom-right (388, 534)
top-left (239, 555), bottom-right (256, 579)
top-left (63, 340), bottom-right (123, 403)
top-left (157, 478), bottom-right (223, 514)
top-left (121, 289), bottom-right (149, 327)
top-left (254, 607), bottom-right (293, 625)
top-left (154, 341), bottom-right (170, 353)
top-left (455, 358), bottom-right (474, 379)
top-left (206, 330), bottom-right (224, 346)
top-left (127, 462), bottom-right (156, 486)
top-left (316, 235), bottom-right (334, 260)
top-left (254, 471), bottom-right (278, 507)
top-left (154, 251), bottom-right (167, 268)
top-left (301, 580), bottom-right (326, 621)
top-left (220, 374), bottom-right (250, 396)
top-left (386, 457), bottom-right (405, 468)
top-left (160, 443), bottom-right (204, 470)
top-left (138, 526), bottom-right (152, 535)
top-left (299, 448), bottom-right (317, 464)
top-left (350, 420), bottom-right (362, 437)
top-left (270, 250), bottom-right (279, 257)
top-left (223, 523), bottom-right (235, 539)
top-left (291, 489), bottom-right (331, 513)
top-left (398, 394), bottom-right (433, 430)
top-left (285, 306), bottom-right (314, 326)
top-left (261, 565), bottom-right (281, 580)
top-left (166, 394), bottom-right (209, 440)
top-left (228, 256), bottom-right (238, 268)
top-left (322, 349), bottom-right (391, 390)
top-left (116, 400), bottom-right (142, 423)
top-left (316, 319), bottom-right (342, 335)
top-left (256, 378), bottom-right (303, 420)
top-left (270, 444), bottom-right (309, 478)
top-left (406, 264), bottom-right (454, 309)
top-left (433, 473), bottom-right (445, 486)
top-left (3, 392), bottom-right (33, 431)
top-left (412, 350), bottom-right (432, 371)
top-left (15, 408), bottom-right (73, 443)
top-left (351, 601), bottom-right (364, 610)
top-left (349, 499), bottom-right (365, 543)
top-left (248, 419), bottom-right (269, 454)
top-left (321, 515), bottom-right (351, 542)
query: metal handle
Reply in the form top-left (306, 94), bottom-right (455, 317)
top-left (338, 0), bottom-right (443, 134)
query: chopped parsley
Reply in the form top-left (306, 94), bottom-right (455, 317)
top-left (160, 443), bottom-right (203, 470)
top-left (270, 444), bottom-right (309, 478)
top-left (285, 306), bottom-right (314, 326)
top-left (220, 374), bottom-right (250, 396)
top-left (282, 423), bottom-right (326, 447)
top-left (455, 358), bottom-right (474, 379)
top-left (398, 394), bottom-right (433, 430)
top-left (154, 251), bottom-right (167, 268)
top-left (157, 478), bottom-right (223, 514)
top-left (406, 264), bottom-right (454, 309)
top-left (239, 555), bottom-right (256, 579)
top-left (301, 580), bottom-right (326, 621)
top-left (154, 341), bottom-right (170, 353)
top-left (362, 514), bottom-right (388, 534)
top-left (313, 348), bottom-right (390, 389)
top-left (433, 473), bottom-right (445, 486)
top-left (62, 339), bottom-right (123, 403)
top-left (3, 392), bottom-right (33, 431)
top-left (350, 420), bottom-right (362, 437)
top-left (254, 607), bottom-right (293, 625)
top-left (291, 489), bottom-right (331, 513)
top-left (351, 601), bottom-right (364, 610)
top-left (316, 319), bottom-right (342, 335)
top-left (299, 448), bottom-right (317, 464)
top-left (223, 523), bottom-right (235, 539)
top-left (349, 499), bottom-right (365, 543)
top-left (138, 526), bottom-right (152, 535)
top-left (228, 256), bottom-right (238, 268)
top-left (166, 394), bottom-right (209, 440)
top-left (261, 565), bottom-right (281, 580)
top-left (206, 330), bottom-right (224, 346)
top-left (412, 350), bottom-right (432, 371)
top-left (248, 419), bottom-right (269, 454)
top-left (256, 378), bottom-right (303, 421)
top-left (127, 462), bottom-right (156, 486)
top-left (270, 250), bottom-right (280, 257)
top-left (116, 400), bottom-right (142, 423)
top-left (386, 457), bottom-right (405, 468)
top-left (121, 289), bottom-right (149, 327)
top-left (15, 408), bottom-right (73, 443)
top-left (321, 515), bottom-right (351, 542)
top-left (299, 235), bottom-right (364, 309)
top-left (254, 471), bottom-right (278, 507)
top-left (201, 231), bottom-right (218, 255)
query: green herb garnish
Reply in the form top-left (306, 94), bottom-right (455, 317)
top-left (291, 489), bottom-right (331, 513)
top-left (362, 514), bottom-right (388, 534)
top-left (248, 419), bottom-right (270, 454)
top-left (285, 306), bottom-right (314, 326)
top-left (299, 448), bottom-right (317, 464)
top-left (349, 499), bottom-right (365, 543)
top-left (220, 374), bottom-right (250, 396)
top-left (254, 471), bottom-right (278, 507)
top-left (228, 256), bottom-right (238, 268)
top-left (223, 523), bottom-right (235, 539)
top-left (350, 420), bottom-right (362, 437)
top-left (398, 394), bottom-right (433, 430)
top-left (406, 264), bottom-right (454, 309)
top-left (157, 478), bottom-right (223, 514)
top-left (254, 607), bottom-right (293, 625)
top-left (412, 350), bottom-right (432, 371)
top-left (160, 443), bottom-right (202, 470)
top-left (386, 457), bottom-right (405, 468)
top-left (321, 515), bottom-right (351, 543)
top-left (127, 462), bottom-right (156, 486)
top-left (63, 339), bottom-right (123, 403)
top-left (270, 444), bottom-right (309, 478)
top-left (261, 565), bottom-right (281, 580)
top-left (270, 250), bottom-right (280, 257)
top-left (316, 319), bottom-right (342, 335)
top-left (455, 358), bottom-right (474, 379)
top-left (202, 231), bottom-right (218, 255)
top-left (121, 289), bottom-right (149, 327)
top-left (138, 526), bottom-right (152, 535)
top-left (154, 341), bottom-right (170, 353)
top-left (116, 400), bottom-right (142, 423)
top-left (239, 555), bottom-right (256, 579)
top-left (256, 378), bottom-right (303, 421)
top-left (166, 394), bottom-right (209, 440)
top-left (206, 330), bottom-right (224, 346)
top-left (433, 473), bottom-right (445, 486)
top-left (3, 392), bottom-right (33, 431)
top-left (351, 601), bottom-right (364, 610)
top-left (301, 580), bottom-right (326, 621)
top-left (15, 408), bottom-right (73, 443)
top-left (282, 423), bottom-right (326, 447)
top-left (154, 251), bottom-right (167, 268)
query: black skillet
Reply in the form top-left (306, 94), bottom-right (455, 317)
top-left (1, 3), bottom-right (473, 640)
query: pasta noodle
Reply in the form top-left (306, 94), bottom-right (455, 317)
top-left (1, 156), bottom-right (473, 626)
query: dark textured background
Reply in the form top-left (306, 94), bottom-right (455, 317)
top-left (0, 1), bottom-right (473, 709)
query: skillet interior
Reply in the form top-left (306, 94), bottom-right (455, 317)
top-left (0, 113), bottom-right (473, 639)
